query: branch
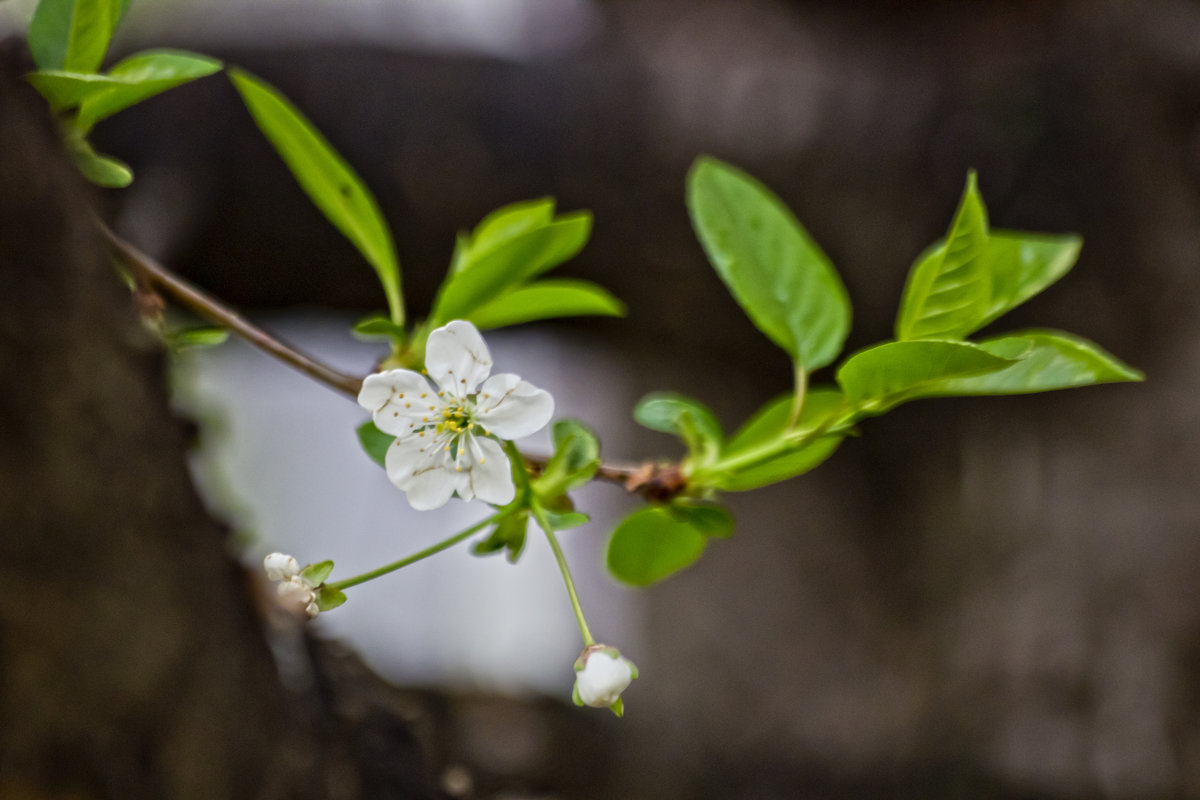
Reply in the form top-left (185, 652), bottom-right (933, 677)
top-left (99, 222), bottom-right (686, 499)
top-left (100, 223), bottom-right (364, 399)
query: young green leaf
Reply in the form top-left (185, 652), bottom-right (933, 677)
top-left (535, 419), bottom-right (601, 498)
top-left (686, 156), bottom-right (851, 371)
top-left (926, 330), bottom-right (1143, 395)
top-left (352, 314), bottom-right (406, 342)
top-left (467, 279), bottom-right (625, 330)
top-left (26, 70), bottom-right (122, 111)
top-left (544, 510), bottom-right (590, 530)
top-left (473, 511), bottom-right (530, 563)
top-left (75, 50), bottom-right (223, 131)
top-left (300, 560), bottom-right (334, 586)
top-left (668, 501), bottom-right (734, 538)
top-left (456, 198), bottom-right (557, 273)
top-left (356, 420), bottom-right (394, 468)
top-left (713, 388), bottom-right (846, 491)
top-left (66, 134), bottom-right (132, 186)
top-left (633, 392), bottom-right (723, 463)
top-left (725, 388), bottom-right (843, 454)
top-left (228, 68), bottom-right (404, 325)
top-left (836, 340), bottom-right (1018, 413)
top-left (607, 507), bottom-right (709, 587)
top-left (28, 0), bottom-right (116, 73)
top-left (167, 326), bottom-right (230, 349)
top-left (976, 231), bottom-right (1082, 328)
top-left (896, 172), bottom-right (991, 340)
top-left (315, 586), bottom-right (347, 612)
top-left (430, 214), bottom-right (591, 324)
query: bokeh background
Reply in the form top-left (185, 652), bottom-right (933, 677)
top-left (4, 0), bottom-right (1199, 797)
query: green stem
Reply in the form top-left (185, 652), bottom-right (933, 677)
top-left (531, 500), bottom-right (596, 647)
top-left (328, 512), bottom-right (500, 591)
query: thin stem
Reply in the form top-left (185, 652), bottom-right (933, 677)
top-left (99, 221), bottom-right (671, 494)
top-left (99, 223), bottom-right (363, 399)
top-left (531, 501), bottom-right (595, 647)
top-left (328, 513), bottom-right (500, 591)
top-left (786, 362), bottom-right (807, 430)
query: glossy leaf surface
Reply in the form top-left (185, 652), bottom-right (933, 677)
top-left (467, 279), bottom-right (624, 329)
top-left (837, 340), bottom-right (1017, 411)
top-left (607, 507), bottom-right (709, 587)
top-left (687, 156), bottom-right (851, 370)
top-left (896, 173), bottom-right (990, 340)
top-left (928, 330), bottom-right (1143, 395)
top-left (229, 69), bottom-right (403, 323)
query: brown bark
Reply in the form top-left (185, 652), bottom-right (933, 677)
top-left (0, 41), bottom-right (440, 800)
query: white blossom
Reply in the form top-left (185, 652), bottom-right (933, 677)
top-left (357, 320), bottom-right (554, 510)
top-left (262, 552), bottom-right (320, 618)
top-left (263, 552), bottom-right (300, 582)
top-left (277, 575), bottom-right (320, 618)
top-left (574, 646), bottom-right (638, 710)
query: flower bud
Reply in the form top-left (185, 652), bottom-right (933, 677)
top-left (263, 552), bottom-right (300, 582)
top-left (573, 645), bottom-right (638, 713)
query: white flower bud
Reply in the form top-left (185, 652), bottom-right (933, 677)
top-left (277, 575), bottom-right (318, 617)
top-left (574, 646), bottom-right (637, 709)
top-left (263, 552), bottom-right (300, 582)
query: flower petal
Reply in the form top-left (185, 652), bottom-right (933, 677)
top-left (359, 370), bottom-right (440, 436)
top-left (385, 434), bottom-right (458, 510)
top-left (475, 373), bottom-right (555, 439)
top-left (403, 463), bottom-right (459, 510)
top-left (462, 436), bottom-right (515, 505)
top-left (426, 320), bottom-right (492, 397)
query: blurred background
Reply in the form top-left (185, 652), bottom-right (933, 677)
top-left (5, 0), bottom-right (1200, 797)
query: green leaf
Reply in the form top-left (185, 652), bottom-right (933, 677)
top-left (430, 214), bottom-right (591, 324)
top-left (535, 419), bottom-right (601, 497)
top-left (634, 392), bottom-right (723, 463)
top-left (26, 69), bottom-right (122, 111)
top-left (896, 172), bottom-right (991, 340)
top-left (716, 388), bottom-right (846, 491)
top-left (836, 340), bottom-right (1018, 413)
top-left (315, 586), bottom-right (347, 612)
top-left (66, 135), bottom-right (132, 186)
top-left (467, 279), bottom-right (625, 330)
top-left (29, 0), bottom-right (116, 72)
top-left (457, 197), bottom-right (556, 273)
top-left (686, 156), bottom-right (851, 370)
top-left (74, 49), bottom-right (223, 131)
top-left (668, 501), bottom-right (734, 538)
top-left (719, 436), bottom-right (841, 491)
top-left (300, 560), bottom-right (334, 586)
top-left (725, 388), bottom-right (842, 453)
top-left (473, 511), bottom-right (529, 563)
top-left (352, 313), bottom-right (406, 341)
top-left (228, 68), bottom-right (403, 325)
top-left (925, 330), bottom-right (1143, 395)
top-left (544, 510), bottom-right (590, 530)
top-left (167, 326), bottom-right (229, 349)
top-left (607, 506), bottom-right (710, 587)
top-left (356, 420), bottom-right (394, 468)
top-left (977, 231), bottom-right (1082, 328)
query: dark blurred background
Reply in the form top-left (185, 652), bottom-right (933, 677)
top-left (15, 0), bottom-right (1200, 797)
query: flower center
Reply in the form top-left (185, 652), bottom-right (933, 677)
top-left (435, 399), bottom-right (475, 437)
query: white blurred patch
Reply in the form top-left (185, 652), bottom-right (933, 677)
top-left (172, 313), bottom-right (643, 695)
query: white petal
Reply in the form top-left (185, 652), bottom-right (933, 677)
top-left (263, 552), bottom-right (300, 582)
top-left (576, 652), bottom-right (634, 707)
top-left (426, 320), bottom-right (492, 397)
top-left (359, 370), bottom-right (441, 436)
top-left (384, 434), bottom-right (458, 509)
top-left (403, 463), bottom-right (459, 510)
top-left (384, 433), bottom-right (446, 490)
top-left (475, 373), bottom-right (555, 439)
top-left (463, 436), bottom-right (515, 505)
